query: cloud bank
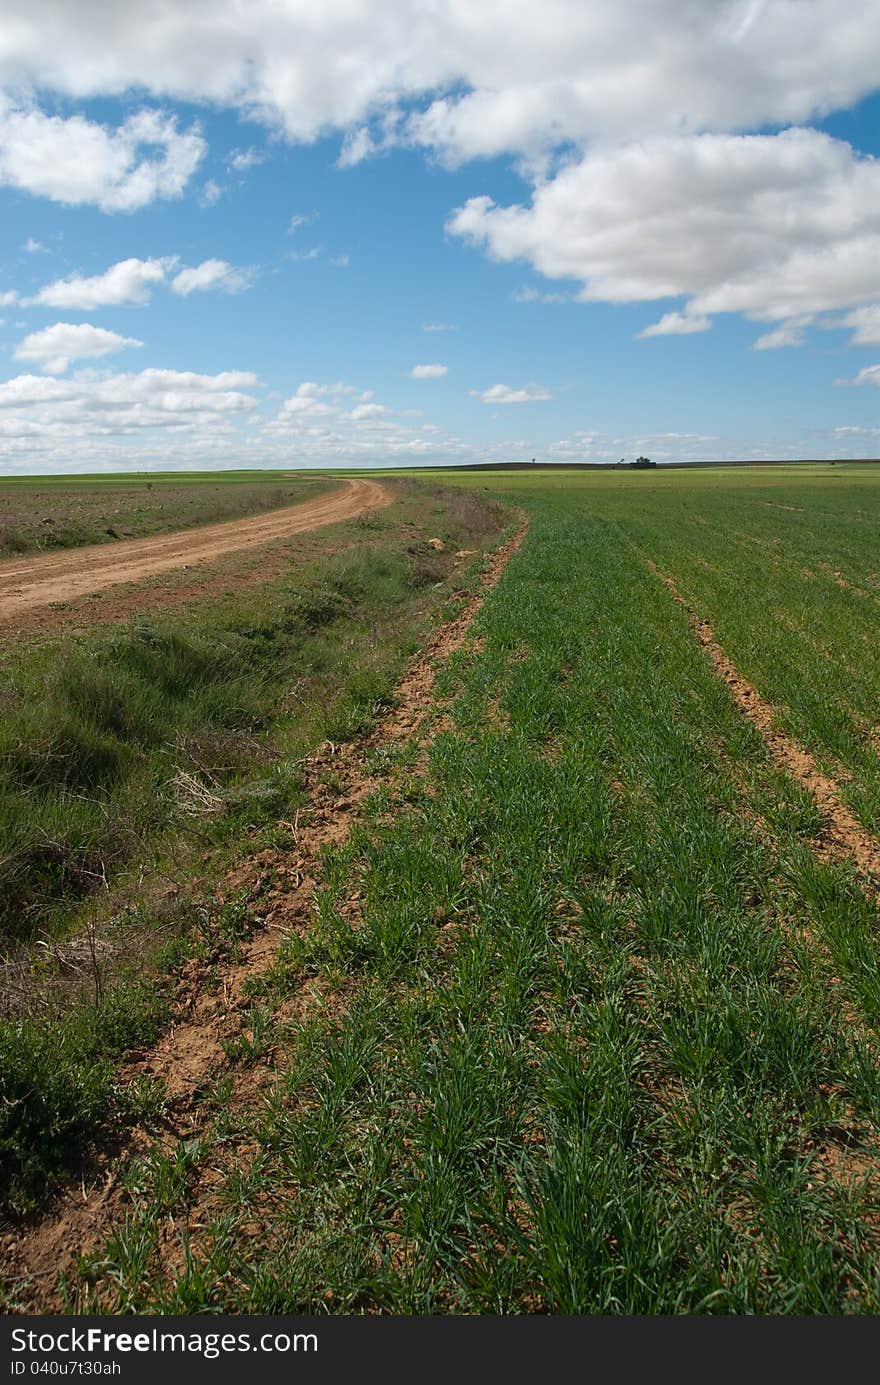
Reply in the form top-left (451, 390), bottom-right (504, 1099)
top-left (0, 2), bottom-right (878, 159)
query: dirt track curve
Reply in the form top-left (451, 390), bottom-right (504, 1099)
top-left (0, 478), bottom-right (392, 621)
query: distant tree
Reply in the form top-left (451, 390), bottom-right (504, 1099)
top-left (631, 455), bottom-right (656, 468)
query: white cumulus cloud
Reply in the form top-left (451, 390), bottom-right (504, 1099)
top-left (170, 259), bottom-right (253, 295)
top-left (753, 318), bottom-right (812, 350)
top-left (28, 257), bottom-right (176, 309)
top-left (449, 129), bottom-right (880, 341)
top-left (228, 147), bottom-right (266, 171)
top-left (837, 303), bottom-right (880, 346)
top-left (844, 364), bottom-right (880, 388)
top-left (0, 103), bottom-right (205, 211)
top-left (410, 363), bottom-right (448, 379)
top-left (276, 380), bottom-right (357, 418)
top-left (279, 396), bottom-right (332, 418)
top-left (472, 383), bottom-right (551, 405)
top-left (14, 322), bottom-right (144, 374)
top-left (638, 312), bottom-right (712, 338)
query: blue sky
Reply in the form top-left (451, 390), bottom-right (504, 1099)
top-left (1, 1), bottom-right (880, 473)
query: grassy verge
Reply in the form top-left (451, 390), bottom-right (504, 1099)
top-left (62, 478), bottom-right (880, 1313)
top-left (0, 479), bottom-right (507, 1215)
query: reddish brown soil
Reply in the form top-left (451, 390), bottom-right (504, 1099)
top-left (1, 519), bottom-right (528, 1312)
top-left (649, 560), bottom-right (880, 884)
top-left (0, 479), bottom-right (390, 621)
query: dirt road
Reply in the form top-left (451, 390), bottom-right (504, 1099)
top-left (0, 478), bottom-right (392, 620)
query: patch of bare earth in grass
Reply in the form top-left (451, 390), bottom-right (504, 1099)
top-left (2, 520), bottom-right (527, 1313)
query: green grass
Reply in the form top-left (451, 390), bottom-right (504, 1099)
top-left (7, 465), bottom-right (880, 1314)
top-left (0, 985), bottom-right (169, 1209)
top-left (421, 463), bottom-right (880, 832)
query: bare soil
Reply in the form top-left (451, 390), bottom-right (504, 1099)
top-left (0, 479), bottom-right (391, 621)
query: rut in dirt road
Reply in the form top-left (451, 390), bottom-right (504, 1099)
top-left (0, 478), bottom-right (392, 620)
top-left (649, 558), bottom-right (880, 888)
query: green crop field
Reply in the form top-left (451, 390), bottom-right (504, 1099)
top-left (3, 464), bottom-right (880, 1314)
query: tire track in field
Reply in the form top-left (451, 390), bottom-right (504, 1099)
top-left (0, 478), bottom-right (391, 620)
top-left (2, 518), bottom-right (528, 1313)
top-left (647, 559), bottom-right (880, 886)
